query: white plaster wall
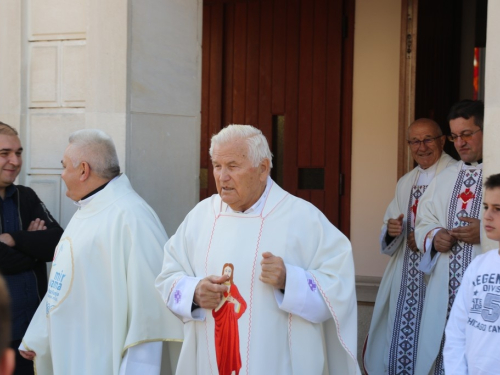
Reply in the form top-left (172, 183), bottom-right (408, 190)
top-left (29, 0), bottom-right (86, 40)
top-left (22, 0), bottom-right (129, 227)
top-left (21, 0), bottom-right (90, 225)
top-left (127, 0), bottom-right (202, 237)
top-left (86, 0), bottom-right (128, 167)
top-left (483, 0), bottom-right (500, 180)
top-left (351, 0), bottom-right (402, 277)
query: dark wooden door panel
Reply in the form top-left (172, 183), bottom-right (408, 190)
top-left (201, 0), bottom-right (352, 233)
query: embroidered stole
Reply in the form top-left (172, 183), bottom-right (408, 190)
top-left (433, 168), bottom-right (483, 375)
top-left (388, 185), bottom-right (427, 375)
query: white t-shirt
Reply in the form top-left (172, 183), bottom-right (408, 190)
top-left (444, 248), bottom-right (500, 375)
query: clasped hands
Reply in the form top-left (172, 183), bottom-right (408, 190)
top-left (387, 214), bottom-right (419, 252)
top-left (389, 214), bottom-right (480, 253)
top-left (433, 216), bottom-right (480, 253)
top-left (193, 252), bottom-right (286, 310)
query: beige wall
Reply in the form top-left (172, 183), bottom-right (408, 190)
top-left (0, 1), bottom-right (21, 130)
top-left (351, 0), bottom-right (402, 277)
top-left (484, 0), bottom-right (500, 181)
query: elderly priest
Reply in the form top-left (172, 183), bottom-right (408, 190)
top-left (19, 129), bottom-right (182, 374)
top-left (364, 118), bottom-right (456, 375)
top-left (156, 124), bottom-right (360, 375)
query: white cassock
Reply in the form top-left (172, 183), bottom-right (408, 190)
top-left (364, 152), bottom-right (456, 375)
top-left (21, 174), bottom-right (183, 375)
top-left (414, 161), bottom-right (496, 375)
top-left (156, 178), bottom-right (360, 375)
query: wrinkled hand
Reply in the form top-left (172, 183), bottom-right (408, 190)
top-left (0, 233), bottom-right (15, 247)
top-left (28, 218), bottom-right (47, 231)
top-left (407, 231), bottom-right (419, 252)
top-left (433, 228), bottom-right (457, 253)
top-left (260, 252), bottom-right (286, 289)
top-left (19, 350), bottom-right (36, 361)
top-left (387, 214), bottom-right (404, 237)
top-left (450, 217), bottom-right (481, 245)
top-left (193, 275), bottom-right (229, 310)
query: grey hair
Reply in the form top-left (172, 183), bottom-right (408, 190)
top-left (68, 129), bottom-right (120, 180)
top-left (209, 125), bottom-right (273, 168)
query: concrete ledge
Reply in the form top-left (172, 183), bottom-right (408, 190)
top-left (356, 275), bottom-right (381, 303)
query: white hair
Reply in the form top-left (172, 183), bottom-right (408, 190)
top-left (68, 129), bottom-right (120, 179)
top-left (209, 125), bottom-right (273, 168)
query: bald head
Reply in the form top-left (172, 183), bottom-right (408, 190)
top-left (407, 118), bottom-right (445, 169)
top-left (407, 118), bottom-right (442, 137)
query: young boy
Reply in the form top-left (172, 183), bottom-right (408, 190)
top-left (444, 173), bottom-right (500, 374)
top-left (0, 275), bottom-right (15, 375)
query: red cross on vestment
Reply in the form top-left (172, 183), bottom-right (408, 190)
top-left (411, 199), bottom-right (419, 226)
top-left (458, 188), bottom-right (475, 210)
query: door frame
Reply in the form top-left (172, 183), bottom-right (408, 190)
top-left (397, 0), bottom-right (418, 179)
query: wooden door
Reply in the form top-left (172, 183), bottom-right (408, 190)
top-left (201, 0), bottom-right (353, 234)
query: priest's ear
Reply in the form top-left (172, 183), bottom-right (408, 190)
top-left (258, 158), bottom-right (271, 182)
top-left (0, 348), bottom-right (15, 375)
top-left (79, 161), bottom-right (92, 182)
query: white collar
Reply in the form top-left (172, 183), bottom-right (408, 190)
top-left (417, 159), bottom-right (439, 174)
top-left (461, 160), bottom-right (483, 169)
top-left (74, 176), bottom-right (119, 209)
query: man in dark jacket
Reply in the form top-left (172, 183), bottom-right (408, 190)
top-left (0, 122), bottom-right (63, 375)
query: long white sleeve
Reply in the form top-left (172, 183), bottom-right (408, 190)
top-left (380, 225), bottom-right (404, 256)
top-left (119, 342), bottom-right (162, 375)
top-left (165, 275), bottom-right (205, 322)
top-left (418, 228), bottom-right (442, 274)
top-left (443, 267), bottom-right (470, 375)
top-left (273, 264), bottom-right (331, 323)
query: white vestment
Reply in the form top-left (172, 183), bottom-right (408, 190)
top-left (364, 153), bottom-right (456, 375)
top-left (22, 174), bottom-right (183, 375)
top-left (414, 162), bottom-right (496, 374)
top-left (156, 180), bottom-right (360, 375)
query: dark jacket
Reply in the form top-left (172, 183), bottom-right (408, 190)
top-left (0, 185), bottom-right (63, 335)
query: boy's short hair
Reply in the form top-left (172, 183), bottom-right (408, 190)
top-left (484, 174), bottom-right (500, 190)
top-left (0, 275), bottom-right (10, 354)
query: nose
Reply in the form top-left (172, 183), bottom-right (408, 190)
top-left (418, 141), bottom-right (429, 151)
top-left (9, 154), bottom-right (21, 166)
top-left (219, 167), bottom-right (230, 181)
top-left (484, 208), bottom-right (493, 221)
top-left (455, 136), bottom-right (467, 147)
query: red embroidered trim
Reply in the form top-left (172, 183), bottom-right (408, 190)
top-left (288, 313), bottom-right (293, 362)
top-left (203, 215), bottom-right (219, 375)
top-left (205, 216), bottom-right (219, 277)
top-left (246, 217), bottom-right (264, 374)
top-left (204, 317), bottom-right (215, 375)
top-left (310, 274), bottom-right (358, 365)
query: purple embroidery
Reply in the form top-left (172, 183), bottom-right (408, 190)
top-left (308, 278), bottom-right (317, 292)
top-left (174, 290), bottom-right (182, 303)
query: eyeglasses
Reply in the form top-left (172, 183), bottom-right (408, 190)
top-left (407, 135), bottom-right (442, 148)
top-left (447, 129), bottom-right (482, 142)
